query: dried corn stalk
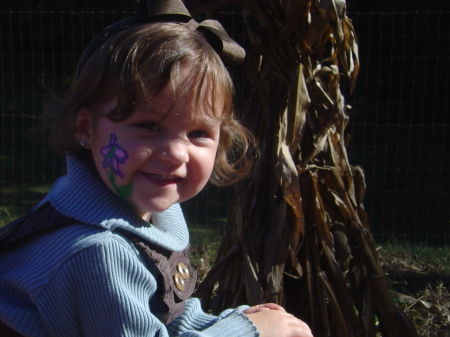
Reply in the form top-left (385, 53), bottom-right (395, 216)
top-left (190, 0), bottom-right (418, 336)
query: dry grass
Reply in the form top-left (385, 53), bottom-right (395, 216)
top-left (378, 244), bottom-right (450, 337)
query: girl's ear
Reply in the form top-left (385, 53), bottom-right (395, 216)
top-left (75, 108), bottom-right (95, 148)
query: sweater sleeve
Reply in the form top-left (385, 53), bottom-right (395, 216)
top-left (36, 234), bottom-right (258, 337)
top-left (168, 299), bottom-right (259, 337)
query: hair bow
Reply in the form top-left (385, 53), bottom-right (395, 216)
top-left (78, 0), bottom-right (245, 73)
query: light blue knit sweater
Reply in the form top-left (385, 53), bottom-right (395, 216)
top-left (0, 156), bottom-right (258, 337)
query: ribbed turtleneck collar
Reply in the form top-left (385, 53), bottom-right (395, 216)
top-left (39, 156), bottom-right (189, 251)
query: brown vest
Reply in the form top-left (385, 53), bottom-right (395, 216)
top-left (0, 203), bottom-right (197, 335)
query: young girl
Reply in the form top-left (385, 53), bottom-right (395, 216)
top-left (0, 1), bottom-right (312, 336)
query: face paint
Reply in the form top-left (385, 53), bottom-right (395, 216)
top-left (100, 133), bottom-right (134, 199)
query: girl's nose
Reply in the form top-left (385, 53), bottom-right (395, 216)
top-left (159, 140), bottom-right (189, 165)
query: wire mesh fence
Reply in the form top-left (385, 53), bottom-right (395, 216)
top-left (0, 10), bottom-right (448, 245)
top-left (347, 11), bottom-right (449, 245)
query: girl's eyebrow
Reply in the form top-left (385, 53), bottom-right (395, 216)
top-left (136, 101), bottom-right (170, 118)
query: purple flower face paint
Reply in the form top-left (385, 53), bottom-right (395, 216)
top-left (101, 133), bottom-right (128, 178)
top-left (100, 133), bottom-right (133, 199)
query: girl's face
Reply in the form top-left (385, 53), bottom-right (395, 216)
top-left (77, 67), bottom-right (222, 221)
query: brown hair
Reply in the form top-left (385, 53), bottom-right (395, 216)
top-left (40, 21), bottom-right (254, 186)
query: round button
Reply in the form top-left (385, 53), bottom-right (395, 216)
top-left (173, 273), bottom-right (185, 291)
top-left (176, 262), bottom-right (189, 279)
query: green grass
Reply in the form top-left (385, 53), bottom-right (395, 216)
top-left (378, 241), bottom-right (450, 273)
top-left (187, 221), bottom-right (224, 283)
top-left (0, 207), bottom-right (15, 227)
top-left (0, 184), bottom-right (53, 226)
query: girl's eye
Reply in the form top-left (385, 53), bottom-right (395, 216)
top-left (189, 130), bottom-right (209, 139)
top-left (136, 122), bottom-right (161, 132)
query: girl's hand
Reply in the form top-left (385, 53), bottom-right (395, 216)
top-left (245, 306), bottom-right (313, 337)
top-left (243, 303), bottom-right (286, 314)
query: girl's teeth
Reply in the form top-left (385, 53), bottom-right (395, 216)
top-left (150, 174), bottom-right (174, 180)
